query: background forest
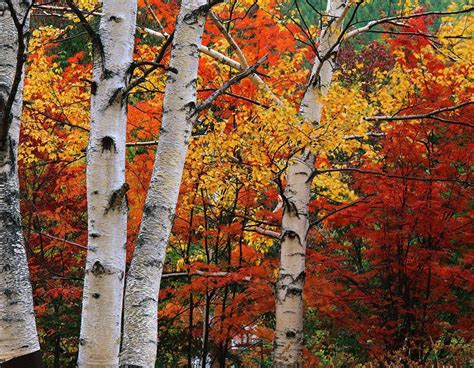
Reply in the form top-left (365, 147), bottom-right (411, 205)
top-left (0, 0), bottom-right (472, 367)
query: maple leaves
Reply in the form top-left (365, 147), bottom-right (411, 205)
top-left (303, 12), bottom-right (473, 362)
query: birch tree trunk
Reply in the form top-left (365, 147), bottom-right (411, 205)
top-left (273, 1), bottom-right (347, 366)
top-left (0, 0), bottom-right (42, 365)
top-left (120, 1), bottom-right (207, 366)
top-left (77, 0), bottom-right (137, 366)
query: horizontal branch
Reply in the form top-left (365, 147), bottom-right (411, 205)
top-left (366, 101), bottom-right (474, 128)
top-left (161, 270), bottom-right (251, 281)
top-left (343, 132), bottom-right (385, 140)
top-left (309, 195), bottom-right (374, 228)
top-left (126, 140), bottom-right (158, 147)
top-left (346, 7), bottom-right (474, 40)
top-left (141, 27), bottom-right (242, 71)
top-left (312, 167), bottom-right (472, 185)
top-left (253, 227), bottom-right (280, 239)
top-left (36, 231), bottom-right (88, 250)
top-left (24, 105), bottom-right (90, 132)
top-left (33, 4), bottom-right (101, 16)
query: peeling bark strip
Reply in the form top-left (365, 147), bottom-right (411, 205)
top-left (273, 1), bottom-right (348, 367)
top-left (77, 0), bottom-right (137, 367)
top-left (0, 0), bottom-right (41, 364)
top-left (120, 0), bottom-right (208, 366)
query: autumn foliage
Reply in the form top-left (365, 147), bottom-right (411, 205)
top-left (15, 0), bottom-right (473, 366)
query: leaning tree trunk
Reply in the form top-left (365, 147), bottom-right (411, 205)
top-left (77, 0), bottom-right (137, 367)
top-left (273, 1), bottom-right (347, 366)
top-left (0, 1), bottom-right (42, 366)
top-left (120, 0), bottom-right (207, 366)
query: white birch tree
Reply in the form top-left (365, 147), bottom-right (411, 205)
top-left (70, 0), bottom-right (137, 366)
top-left (273, 0), bottom-right (349, 366)
top-left (120, 0), bottom-right (209, 366)
top-left (0, 0), bottom-right (42, 366)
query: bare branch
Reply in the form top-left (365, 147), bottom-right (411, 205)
top-left (345, 7), bottom-right (474, 40)
top-left (33, 4), bottom-right (101, 16)
top-left (193, 55), bottom-right (268, 116)
top-left (309, 195), bottom-right (374, 228)
top-left (141, 27), bottom-right (242, 71)
top-left (36, 231), bottom-right (88, 250)
top-left (311, 167), bottom-right (472, 185)
top-left (254, 227), bottom-right (280, 239)
top-left (143, 0), bottom-right (166, 34)
top-left (126, 140), bottom-right (158, 147)
top-left (366, 101), bottom-right (474, 128)
top-left (343, 132), bottom-right (385, 140)
top-left (209, 11), bottom-right (282, 104)
top-left (125, 32), bottom-right (175, 95)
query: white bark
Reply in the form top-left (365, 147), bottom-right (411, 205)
top-left (77, 0), bottom-right (137, 367)
top-left (120, 1), bottom-right (207, 366)
top-left (273, 1), bottom-right (347, 366)
top-left (0, 0), bottom-right (40, 361)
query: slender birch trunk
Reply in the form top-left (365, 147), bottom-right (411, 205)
top-left (0, 0), bottom-right (42, 365)
top-left (120, 1), bottom-right (207, 366)
top-left (77, 0), bottom-right (137, 366)
top-left (273, 1), bottom-right (347, 366)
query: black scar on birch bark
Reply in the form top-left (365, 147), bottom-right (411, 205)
top-left (0, 93), bottom-right (6, 150)
top-left (90, 81), bottom-right (98, 95)
top-left (90, 261), bottom-right (106, 276)
top-left (101, 136), bottom-right (116, 152)
top-left (105, 182), bottom-right (130, 214)
top-left (1, 350), bottom-right (44, 368)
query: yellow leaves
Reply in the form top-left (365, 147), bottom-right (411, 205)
top-left (245, 231), bottom-right (274, 253)
top-left (76, 0), bottom-right (99, 10)
top-left (314, 79), bottom-right (373, 157)
top-left (396, 0), bottom-right (420, 12)
top-left (313, 171), bottom-right (356, 203)
top-left (20, 26), bottom-right (90, 166)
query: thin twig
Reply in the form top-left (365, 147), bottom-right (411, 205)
top-left (309, 195), bottom-right (374, 228)
top-left (209, 11), bottom-right (281, 105)
top-left (366, 101), bottom-right (473, 128)
top-left (143, 0), bottom-right (166, 34)
top-left (311, 167), bottom-right (472, 185)
top-left (36, 231), bottom-right (88, 250)
top-left (345, 7), bottom-right (474, 40)
top-left (193, 55), bottom-right (268, 116)
top-left (65, 0), bottom-right (103, 55)
top-left (141, 27), bottom-right (242, 70)
top-left (125, 32), bottom-right (175, 95)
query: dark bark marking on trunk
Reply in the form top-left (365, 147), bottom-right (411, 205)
top-left (108, 15), bottom-right (122, 23)
top-left (1, 350), bottom-right (44, 368)
top-left (105, 182), bottom-right (130, 214)
top-left (101, 136), bottom-right (116, 152)
top-left (90, 261), bottom-right (106, 276)
top-left (91, 81), bottom-right (98, 95)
